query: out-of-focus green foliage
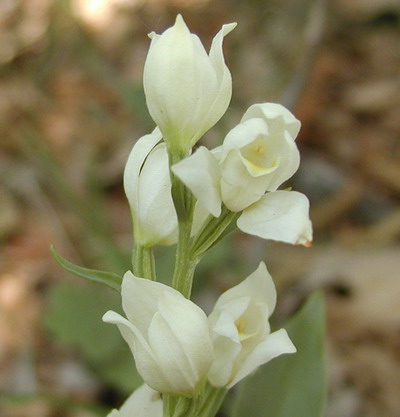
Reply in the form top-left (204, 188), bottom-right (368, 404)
top-left (44, 282), bottom-right (141, 393)
top-left (230, 291), bottom-right (326, 417)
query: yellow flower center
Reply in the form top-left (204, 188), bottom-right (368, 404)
top-left (235, 317), bottom-right (253, 341)
top-left (240, 139), bottom-right (279, 177)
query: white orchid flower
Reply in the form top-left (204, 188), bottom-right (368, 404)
top-left (172, 103), bottom-right (312, 246)
top-left (143, 14), bottom-right (236, 152)
top-left (103, 272), bottom-right (214, 396)
top-left (106, 384), bottom-right (162, 417)
top-left (207, 262), bottom-right (296, 388)
top-left (124, 128), bottom-right (178, 247)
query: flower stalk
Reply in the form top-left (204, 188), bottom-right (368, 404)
top-left (167, 146), bottom-right (198, 298)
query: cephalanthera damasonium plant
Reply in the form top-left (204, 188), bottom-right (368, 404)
top-left (53, 15), bottom-right (315, 417)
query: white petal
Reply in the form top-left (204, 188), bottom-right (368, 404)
top-left (172, 147), bottom-right (222, 217)
top-left (220, 118), bottom-right (269, 163)
top-left (144, 15), bottom-right (216, 147)
top-left (262, 134), bottom-right (300, 191)
top-left (219, 119), bottom-right (271, 211)
top-left (210, 296), bottom-right (250, 324)
top-left (237, 191), bottom-right (313, 246)
top-left (228, 328), bottom-right (296, 387)
top-left (123, 128), bottom-right (162, 215)
top-left (213, 262), bottom-right (277, 316)
top-left (102, 311), bottom-right (173, 393)
top-left (241, 103), bottom-right (301, 141)
top-left (136, 143), bottom-right (178, 246)
top-left (121, 272), bottom-right (178, 334)
top-left (148, 312), bottom-right (197, 393)
top-left (146, 291), bottom-right (213, 394)
top-left (207, 311), bottom-right (242, 387)
top-left (220, 148), bottom-right (272, 212)
top-left (143, 16), bottom-right (235, 149)
top-left (109, 384), bottom-right (162, 417)
top-left (195, 22), bottom-right (237, 141)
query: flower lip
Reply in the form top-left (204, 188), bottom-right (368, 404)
top-left (239, 138), bottom-right (281, 177)
top-left (207, 262), bottom-right (295, 388)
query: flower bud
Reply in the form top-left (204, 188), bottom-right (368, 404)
top-left (207, 262), bottom-right (296, 388)
top-left (143, 15), bottom-right (236, 152)
top-left (103, 272), bottom-right (214, 396)
top-left (107, 384), bottom-right (162, 417)
top-left (124, 128), bottom-right (178, 247)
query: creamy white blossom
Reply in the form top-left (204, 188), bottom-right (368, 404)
top-left (207, 262), bottom-right (296, 388)
top-left (172, 103), bottom-right (312, 246)
top-left (106, 384), bottom-right (162, 417)
top-left (219, 103), bottom-right (300, 211)
top-left (103, 272), bottom-right (213, 396)
top-left (124, 128), bottom-right (177, 246)
top-left (143, 14), bottom-right (236, 151)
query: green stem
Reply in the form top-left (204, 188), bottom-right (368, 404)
top-left (172, 220), bottom-right (198, 298)
top-left (191, 206), bottom-right (240, 259)
top-left (196, 388), bottom-right (227, 417)
top-left (132, 243), bottom-right (156, 280)
top-left (163, 395), bottom-right (192, 417)
top-left (162, 385), bottom-right (227, 417)
top-left (167, 144), bottom-right (197, 298)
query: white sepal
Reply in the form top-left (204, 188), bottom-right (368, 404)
top-left (172, 146), bottom-right (222, 217)
top-left (124, 130), bottom-right (178, 246)
top-left (106, 384), bottom-right (162, 417)
top-left (241, 102), bottom-right (301, 141)
top-left (143, 15), bottom-right (236, 151)
top-left (207, 262), bottom-right (296, 388)
top-left (103, 272), bottom-right (213, 396)
top-left (237, 190), bottom-right (313, 246)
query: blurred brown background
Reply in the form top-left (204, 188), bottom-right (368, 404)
top-left (1, 0), bottom-right (400, 416)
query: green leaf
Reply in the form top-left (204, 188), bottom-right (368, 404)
top-left (51, 246), bottom-right (122, 292)
top-left (231, 291), bottom-right (327, 417)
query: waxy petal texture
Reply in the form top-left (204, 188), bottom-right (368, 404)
top-left (229, 328), bottom-right (296, 387)
top-left (172, 146), bottom-right (222, 217)
top-left (237, 190), bottom-right (313, 246)
top-left (106, 384), bottom-right (162, 417)
top-left (207, 263), bottom-right (296, 388)
top-left (143, 15), bottom-right (236, 150)
top-left (124, 130), bottom-right (177, 246)
top-left (103, 272), bottom-right (213, 395)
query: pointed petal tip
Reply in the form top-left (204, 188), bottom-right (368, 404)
top-left (102, 310), bottom-right (117, 323)
top-left (174, 14), bottom-right (189, 31)
top-left (222, 22), bottom-right (237, 35)
top-left (256, 261), bottom-right (267, 273)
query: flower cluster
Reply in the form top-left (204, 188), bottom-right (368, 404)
top-left (104, 263), bottom-right (295, 398)
top-left (104, 14), bottom-right (312, 417)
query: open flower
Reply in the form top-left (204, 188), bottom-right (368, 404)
top-left (143, 15), bottom-right (236, 152)
top-left (106, 384), bottom-right (162, 417)
top-left (124, 128), bottom-right (177, 247)
top-left (172, 103), bottom-right (312, 246)
top-left (207, 262), bottom-right (296, 388)
top-left (103, 272), bottom-right (213, 396)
